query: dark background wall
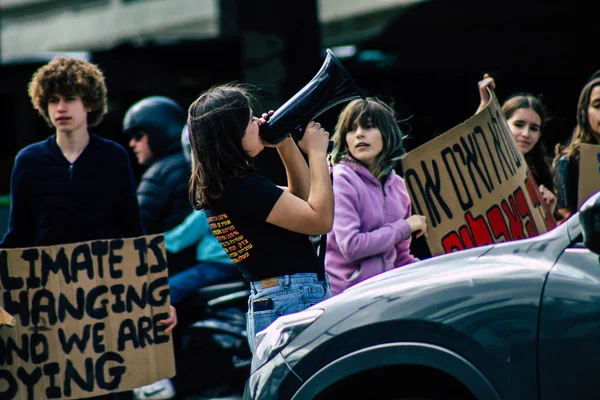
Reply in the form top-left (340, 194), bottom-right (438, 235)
top-left (1, 0), bottom-right (598, 194)
top-left (345, 0), bottom-right (599, 154)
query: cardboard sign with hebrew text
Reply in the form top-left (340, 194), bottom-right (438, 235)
top-left (402, 93), bottom-right (554, 256)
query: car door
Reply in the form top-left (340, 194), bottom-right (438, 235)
top-left (538, 236), bottom-right (600, 400)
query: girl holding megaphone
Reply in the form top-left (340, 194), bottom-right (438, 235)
top-left (186, 83), bottom-right (333, 354)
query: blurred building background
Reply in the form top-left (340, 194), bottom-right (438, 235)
top-left (1, 0), bottom-right (598, 236)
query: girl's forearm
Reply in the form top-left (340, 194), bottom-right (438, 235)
top-left (277, 137), bottom-right (310, 200)
top-left (306, 152), bottom-right (334, 229)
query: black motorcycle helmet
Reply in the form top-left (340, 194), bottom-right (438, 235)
top-left (123, 96), bottom-right (186, 158)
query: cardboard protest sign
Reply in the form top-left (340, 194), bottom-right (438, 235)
top-left (577, 143), bottom-right (600, 208)
top-left (0, 234), bottom-right (175, 399)
top-left (0, 307), bottom-right (14, 326)
top-left (402, 93), bottom-right (555, 256)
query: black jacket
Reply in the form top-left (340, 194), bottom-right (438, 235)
top-left (1, 134), bottom-right (143, 248)
top-left (137, 151), bottom-right (191, 235)
top-left (137, 151), bottom-right (194, 274)
top-left (553, 154), bottom-right (579, 212)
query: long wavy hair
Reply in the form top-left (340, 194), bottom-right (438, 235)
top-left (553, 77), bottom-right (600, 164)
top-left (187, 83), bottom-right (257, 209)
top-left (501, 93), bottom-right (554, 191)
top-left (331, 97), bottom-right (406, 182)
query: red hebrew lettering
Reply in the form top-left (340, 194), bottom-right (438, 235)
top-left (513, 187), bottom-right (539, 237)
top-left (458, 226), bottom-right (475, 248)
top-left (465, 211), bottom-right (494, 246)
top-left (501, 196), bottom-right (526, 240)
top-left (486, 205), bottom-right (511, 241)
top-left (442, 231), bottom-right (465, 253)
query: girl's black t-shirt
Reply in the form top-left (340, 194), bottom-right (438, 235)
top-left (205, 172), bottom-right (321, 282)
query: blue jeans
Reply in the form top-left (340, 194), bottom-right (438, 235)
top-left (169, 262), bottom-right (240, 304)
top-left (247, 273), bottom-right (331, 353)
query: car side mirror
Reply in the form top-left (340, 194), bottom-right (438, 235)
top-left (579, 190), bottom-right (600, 254)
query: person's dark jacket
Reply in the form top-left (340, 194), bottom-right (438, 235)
top-left (137, 150), bottom-right (194, 275)
top-left (553, 154), bottom-right (579, 213)
top-left (0, 134), bottom-right (143, 248)
top-left (137, 151), bottom-right (191, 235)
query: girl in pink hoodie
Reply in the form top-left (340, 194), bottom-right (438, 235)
top-left (325, 98), bottom-right (428, 295)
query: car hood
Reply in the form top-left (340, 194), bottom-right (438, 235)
top-left (344, 244), bottom-right (493, 293)
top-left (283, 220), bottom-right (571, 359)
top-left (341, 219), bottom-right (570, 297)
top-left (275, 221), bottom-right (574, 400)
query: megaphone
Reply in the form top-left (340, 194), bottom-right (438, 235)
top-left (259, 48), bottom-right (366, 145)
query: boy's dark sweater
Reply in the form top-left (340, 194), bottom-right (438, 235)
top-left (0, 134), bottom-right (143, 248)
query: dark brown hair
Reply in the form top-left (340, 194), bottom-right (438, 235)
top-left (331, 97), bottom-right (406, 181)
top-left (502, 93), bottom-right (554, 191)
top-left (187, 83), bottom-right (257, 209)
top-left (28, 56), bottom-right (108, 127)
top-left (553, 77), bottom-right (600, 164)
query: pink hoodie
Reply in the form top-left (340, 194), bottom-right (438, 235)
top-left (325, 160), bottom-right (418, 294)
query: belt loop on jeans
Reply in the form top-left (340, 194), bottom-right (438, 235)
top-left (283, 275), bottom-right (290, 288)
top-left (317, 268), bottom-right (325, 281)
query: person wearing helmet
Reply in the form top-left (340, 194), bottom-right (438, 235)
top-left (123, 96), bottom-right (195, 275)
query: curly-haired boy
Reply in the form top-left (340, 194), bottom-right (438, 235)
top-left (1, 56), bottom-right (144, 247)
top-left (1, 55), bottom-right (178, 398)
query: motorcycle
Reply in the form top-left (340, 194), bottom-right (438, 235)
top-left (172, 278), bottom-right (251, 399)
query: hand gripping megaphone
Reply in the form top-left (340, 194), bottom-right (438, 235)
top-left (259, 48), bottom-right (366, 145)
